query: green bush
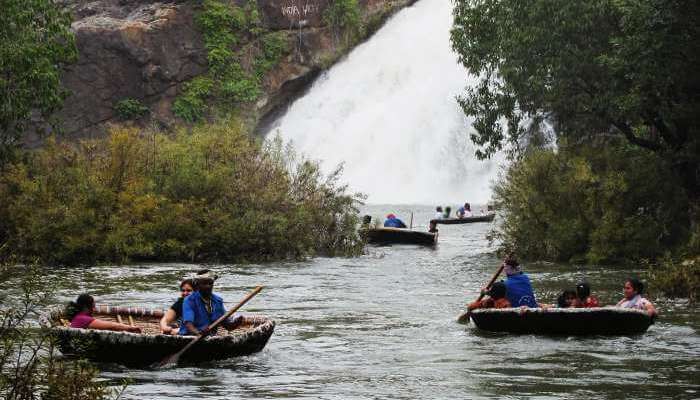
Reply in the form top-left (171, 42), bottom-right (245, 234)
top-left (172, 77), bottom-right (214, 122)
top-left (0, 120), bottom-right (363, 265)
top-left (0, 264), bottom-right (125, 399)
top-left (254, 32), bottom-right (289, 78)
top-left (648, 256), bottom-right (700, 301)
top-left (324, 0), bottom-right (363, 45)
top-left (115, 98), bottom-right (149, 120)
top-left (492, 139), bottom-right (692, 264)
top-left (173, 0), bottom-right (291, 121)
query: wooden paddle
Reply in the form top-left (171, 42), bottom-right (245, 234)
top-left (154, 285), bottom-right (264, 368)
top-left (456, 264), bottom-right (504, 324)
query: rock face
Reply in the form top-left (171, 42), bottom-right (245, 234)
top-left (49, 0), bottom-right (416, 139)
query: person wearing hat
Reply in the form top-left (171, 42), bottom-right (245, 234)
top-left (179, 270), bottom-right (243, 336)
top-left (383, 213), bottom-right (407, 228)
top-left (502, 256), bottom-right (539, 308)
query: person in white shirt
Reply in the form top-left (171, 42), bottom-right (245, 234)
top-left (434, 206), bottom-right (444, 220)
top-left (616, 278), bottom-right (657, 317)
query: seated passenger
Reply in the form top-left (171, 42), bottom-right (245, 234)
top-left (468, 282), bottom-right (511, 311)
top-left (179, 270), bottom-right (244, 336)
top-left (556, 289), bottom-right (578, 308)
top-left (434, 206), bottom-right (444, 220)
top-left (457, 203), bottom-right (473, 218)
top-left (160, 279), bottom-right (195, 334)
top-left (503, 256), bottom-right (539, 308)
top-left (443, 206), bottom-right (452, 218)
top-left (383, 213), bottom-right (407, 228)
top-left (616, 278), bottom-right (657, 317)
top-left (67, 294), bottom-right (141, 333)
top-left (575, 282), bottom-right (600, 308)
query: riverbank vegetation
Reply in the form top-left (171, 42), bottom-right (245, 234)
top-left (0, 264), bottom-right (125, 399)
top-left (452, 0), bottom-right (700, 298)
top-left (0, 121), bottom-right (364, 266)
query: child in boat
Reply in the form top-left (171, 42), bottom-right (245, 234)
top-left (67, 294), bottom-right (141, 333)
top-left (468, 282), bottom-right (511, 311)
top-left (616, 278), bottom-right (657, 317)
top-left (575, 282), bottom-right (600, 308)
top-left (556, 289), bottom-right (578, 308)
top-left (383, 213), bottom-right (407, 228)
top-left (434, 206), bottom-right (444, 220)
top-left (160, 278), bottom-right (195, 334)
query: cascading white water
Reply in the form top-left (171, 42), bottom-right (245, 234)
top-left (266, 0), bottom-right (502, 205)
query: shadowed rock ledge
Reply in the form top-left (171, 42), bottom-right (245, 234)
top-left (37, 0), bottom-right (417, 143)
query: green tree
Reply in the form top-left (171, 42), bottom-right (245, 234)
top-left (0, 0), bottom-right (77, 163)
top-left (450, 0), bottom-right (700, 203)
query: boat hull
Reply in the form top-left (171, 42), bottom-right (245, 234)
top-left (432, 213), bottom-right (495, 224)
top-left (470, 307), bottom-right (653, 335)
top-left (363, 227), bottom-right (437, 246)
top-left (41, 306), bottom-right (275, 366)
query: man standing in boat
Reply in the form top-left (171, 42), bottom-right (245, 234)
top-left (503, 256), bottom-right (539, 308)
top-left (179, 270), bottom-right (244, 336)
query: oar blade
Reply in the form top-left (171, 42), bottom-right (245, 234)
top-left (456, 311), bottom-right (471, 325)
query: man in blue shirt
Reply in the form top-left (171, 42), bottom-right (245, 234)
top-left (179, 270), bottom-right (243, 336)
top-left (383, 213), bottom-right (407, 228)
top-left (502, 256), bottom-right (539, 308)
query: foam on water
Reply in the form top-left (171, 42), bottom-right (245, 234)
top-left (266, 0), bottom-right (502, 205)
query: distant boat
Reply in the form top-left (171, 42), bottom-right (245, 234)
top-left (469, 307), bottom-right (653, 335)
top-left (41, 306), bottom-right (275, 366)
top-left (432, 213), bottom-right (496, 224)
top-left (362, 227), bottom-right (438, 246)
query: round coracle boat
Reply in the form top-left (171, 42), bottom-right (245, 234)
top-left (362, 227), bottom-right (437, 246)
top-left (469, 307), bottom-right (653, 335)
top-left (431, 213), bottom-right (496, 225)
top-left (40, 305), bottom-right (275, 366)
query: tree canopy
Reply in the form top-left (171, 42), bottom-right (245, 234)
top-left (0, 0), bottom-right (76, 162)
top-left (451, 0), bottom-right (700, 199)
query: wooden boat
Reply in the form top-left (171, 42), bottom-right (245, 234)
top-left (469, 307), bottom-right (653, 335)
top-left (362, 227), bottom-right (437, 246)
top-left (40, 305), bottom-right (275, 366)
top-left (432, 213), bottom-right (496, 225)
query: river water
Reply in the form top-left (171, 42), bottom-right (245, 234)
top-left (43, 205), bottom-right (699, 399)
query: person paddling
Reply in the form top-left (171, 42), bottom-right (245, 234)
top-left (616, 278), bottom-right (657, 317)
top-left (67, 294), bottom-right (141, 333)
top-left (179, 270), bottom-right (244, 336)
top-left (502, 256), bottom-right (539, 308)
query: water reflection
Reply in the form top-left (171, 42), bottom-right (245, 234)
top-left (37, 206), bottom-right (699, 399)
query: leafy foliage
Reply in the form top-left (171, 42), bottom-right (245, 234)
top-left (0, 264), bottom-right (125, 399)
top-left (0, 120), bottom-right (363, 265)
top-left (115, 99), bottom-right (149, 120)
top-left (0, 0), bottom-right (77, 163)
top-left (450, 0), bottom-right (700, 199)
top-left (173, 0), bottom-right (289, 122)
top-left (491, 139), bottom-right (691, 264)
top-left (324, 0), bottom-right (363, 45)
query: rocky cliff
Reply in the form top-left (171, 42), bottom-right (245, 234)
top-left (47, 0), bottom-right (416, 140)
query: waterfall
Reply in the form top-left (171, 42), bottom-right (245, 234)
top-left (266, 0), bottom-right (502, 205)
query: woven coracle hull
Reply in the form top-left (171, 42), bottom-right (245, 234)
top-left (363, 228), bottom-right (437, 246)
top-left (432, 214), bottom-right (496, 225)
top-left (40, 306), bottom-right (275, 366)
top-left (470, 307), bottom-right (653, 335)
